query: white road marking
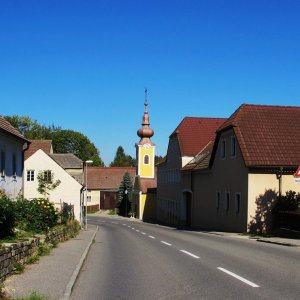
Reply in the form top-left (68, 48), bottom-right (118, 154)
top-left (128, 226), bottom-right (131, 228)
top-left (122, 224), bottom-right (127, 226)
top-left (180, 250), bottom-right (200, 259)
top-left (217, 267), bottom-right (260, 288)
top-left (136, 230), bottom-right (140, 232)
top-left (161, 241), bottom-right (172, 246)
top-left (131, 228), bottom-right (135, 230)
top-left (141, 232), bottom-right (146, 235)
top-left (149, 236), bottom-right (155, 239)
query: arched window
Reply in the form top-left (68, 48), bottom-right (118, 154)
top-left (144, 155), bottom-right (149, 165)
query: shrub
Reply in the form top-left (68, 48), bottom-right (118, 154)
top-left (60, 202), bottom-right (74, 224)
top-left (24, 198), bottom-right (58, 232)
top-left (14, 197), bottom-right (31, 230)
top-left (0, 193), bottom-right (15, 238)
top-left (272, 190), bottom-right (300, 214)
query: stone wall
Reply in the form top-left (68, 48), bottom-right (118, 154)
top-left (0, 222), bottom-right (80, 282)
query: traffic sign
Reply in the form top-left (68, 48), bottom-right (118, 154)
top-left (295, 166), bottom-right (300, 177)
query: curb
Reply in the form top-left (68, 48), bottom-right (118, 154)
top-left (61, 225), bottom-right (99, 300)
top-left (256, 238), bottom-right (300, 247)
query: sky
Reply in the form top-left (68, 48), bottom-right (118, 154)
top-left (1, 0), bottom-right (300, 165)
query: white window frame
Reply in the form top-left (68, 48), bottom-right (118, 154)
top-left (27, 170), bottom-right (35, 182)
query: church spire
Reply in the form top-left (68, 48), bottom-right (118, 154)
top-left (137, 88), bottom-right (154, 140)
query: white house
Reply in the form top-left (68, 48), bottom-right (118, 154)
top-left (0, 116), bottom-right (29, 199)
top-left (23, 149), bottom-right (83, 221)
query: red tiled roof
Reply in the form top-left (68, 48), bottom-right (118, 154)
top-left (86, 167), bottom-right (136, 190)
top-left (171, 117), bottom-right (226, 157)
top-left (133, 175), bottom-right (157, 193)
top-left (216, 104), bottom-right (300, 167)
top-left (24, 140), bottom-right (53, 160)
top-left (0, 116), bottom-right (29, 142)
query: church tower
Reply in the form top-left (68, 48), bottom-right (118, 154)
top-left (136, 89), bottom-right (156, 178)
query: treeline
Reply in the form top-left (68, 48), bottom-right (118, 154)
top-left (5, 115), bottom-right (163, 167)
top-left (5, 115), bottom-right (104, 166)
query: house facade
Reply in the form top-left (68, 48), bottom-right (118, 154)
top-left (23, 148), bottom-right (83, 221)
top-left (183, 104), bottom-right (300, 232)
top-left (0, 116), bottom-right (29, 199)
top-left (157, 117), bottom-right (226, 226)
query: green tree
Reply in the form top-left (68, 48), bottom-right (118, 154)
top-left (110, 146), bottom-right (136, 167)
top-left (51, 130), bottom-right (104, 166)
top-left (155, 155), bottom-right (164, 164)
top-left (117, 172), bottom-right (133, 217)
top-left (37, 170), bottom-right (61, 198)
top-left (4, 115), bottom-right (104, 166)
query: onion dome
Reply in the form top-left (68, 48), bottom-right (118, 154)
top-left (137, 94), bottom-right (154, 139)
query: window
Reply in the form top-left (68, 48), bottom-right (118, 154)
top-left (144, 155), bottom-right (149, 165)
top-left (221, 139), bottom-right (226, 159)
top-left (216, 191), bottom-right (221, 209)
top-left (235, 193), bottom-right (241, 214)
top-left (0, 150), bottom-right (5, 177)
top-left (12, 154), bottom-right (17, 178)
top-left (27, 170), bottom-right (35, 181)
top-left (225, 192), bottom-right (230, 211)
top-left (87, 196), bottom-right (92, 202)
top-left (231, 136), bottom-right (236, 157)
top-left (43, 170), bottom-right (52, 182)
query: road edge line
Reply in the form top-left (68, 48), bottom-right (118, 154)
top-left (61, 225), bottom-right (99, 299)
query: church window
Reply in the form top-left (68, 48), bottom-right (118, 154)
top-left (144, 155), bottom-right (149, 165)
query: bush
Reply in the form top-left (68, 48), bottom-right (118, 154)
top-left (0, 193), bottom-right (15, 238)
top-left (272, 190), bottom-right (300, 214)
top-left (14, 197), bottom-right (32, 230)
top-left (60, 202), bottom-right (74, 224)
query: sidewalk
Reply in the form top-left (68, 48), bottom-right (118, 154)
top-left (4, 225), bottom-right (98, 300)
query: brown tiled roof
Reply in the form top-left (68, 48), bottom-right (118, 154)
top-left (24, 140), bottom-right (53, 160)
top-left (133, 175), bottom-right (157, 194)
top-left (171, 117), bottom-right (226, 157)
top-left (50, 153), bottom-right (83, 169)
top-left (182, 141), bottom-right (214, 171)
top-left (215, 104), bottom-right (300, 167)
top-left (86, 167), bottom-right (136, 190)
top-left (0, 115), bottom-right (29, 142)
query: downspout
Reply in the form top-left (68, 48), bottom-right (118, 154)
top-left (276, 166), bottom-right (283, 196)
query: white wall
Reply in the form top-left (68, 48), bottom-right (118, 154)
top-left (24, 149), bottom-right (83, 220)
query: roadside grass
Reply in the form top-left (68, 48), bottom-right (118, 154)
top-left (16, 291), bottom-right (50, 300)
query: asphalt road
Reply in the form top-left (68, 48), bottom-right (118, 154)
top-left (71, 215), bottom-right (300, 300)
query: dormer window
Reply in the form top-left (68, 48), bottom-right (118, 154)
top-left (221, 139), bottom-right (226, 159)
top-left (231, 136), bottom-right (236, 157)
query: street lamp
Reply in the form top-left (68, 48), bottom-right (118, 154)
top-left (85, 160), bottom-right (93, 229)
top-left (124, 189), bottom-right (128, 217)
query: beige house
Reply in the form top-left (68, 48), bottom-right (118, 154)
top-left (157, 117), bottom-right (226, 226)
top-left (182, 104), bottom-right (300, 232)
top-left (86, 166), bottom-right (136, 211)
top-left (23, 141), bottom-right (84, 221)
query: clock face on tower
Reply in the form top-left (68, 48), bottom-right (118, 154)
top-left (142, 143), bottom-right (151, 149)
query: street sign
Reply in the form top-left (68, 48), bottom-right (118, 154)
top-left (295, 166), bottom-right (300, 177)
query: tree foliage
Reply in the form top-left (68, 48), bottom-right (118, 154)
top-left (117, 172), bottom-right (133, 217)
top-left (4, 115), bottom-right (104, 166)
top-left (110, 146), bottom-right (136, 167)
top-left (37, 170), bottom-right (61, 198)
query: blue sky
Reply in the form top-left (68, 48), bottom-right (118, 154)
top-left (1, 0), bottom-right (300, 165)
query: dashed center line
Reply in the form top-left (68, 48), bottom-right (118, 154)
top-left (149, 236), bottom-right (155, 239)
top-left (141, 232), bottom-right (146, 235)
top-left (180, 250), bottom-right (200, 259)
top-left (136, 230), bottom-right (140, 232)
top-left (217, 267), bottom-right (260, 288)
top-left (161, 241), bottom-right (172, 246)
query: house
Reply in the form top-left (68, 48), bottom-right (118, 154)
top-left (182, 104), bottom-right (300, 232)
top-left (157, 116), bottom-right (226, 226)
top-left (0, 116), bottom-right (30, 199)
top-left (85, 166), bottom-right (136, 211)
top-left (23, 141), bottom-right (84, 221)
top-left (132, 96), bottom-right (157, 221)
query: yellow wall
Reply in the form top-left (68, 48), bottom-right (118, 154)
top-left (138, 146), bottom-right (155, 178)
top-left (141, 193), bottom-right (157, 221)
